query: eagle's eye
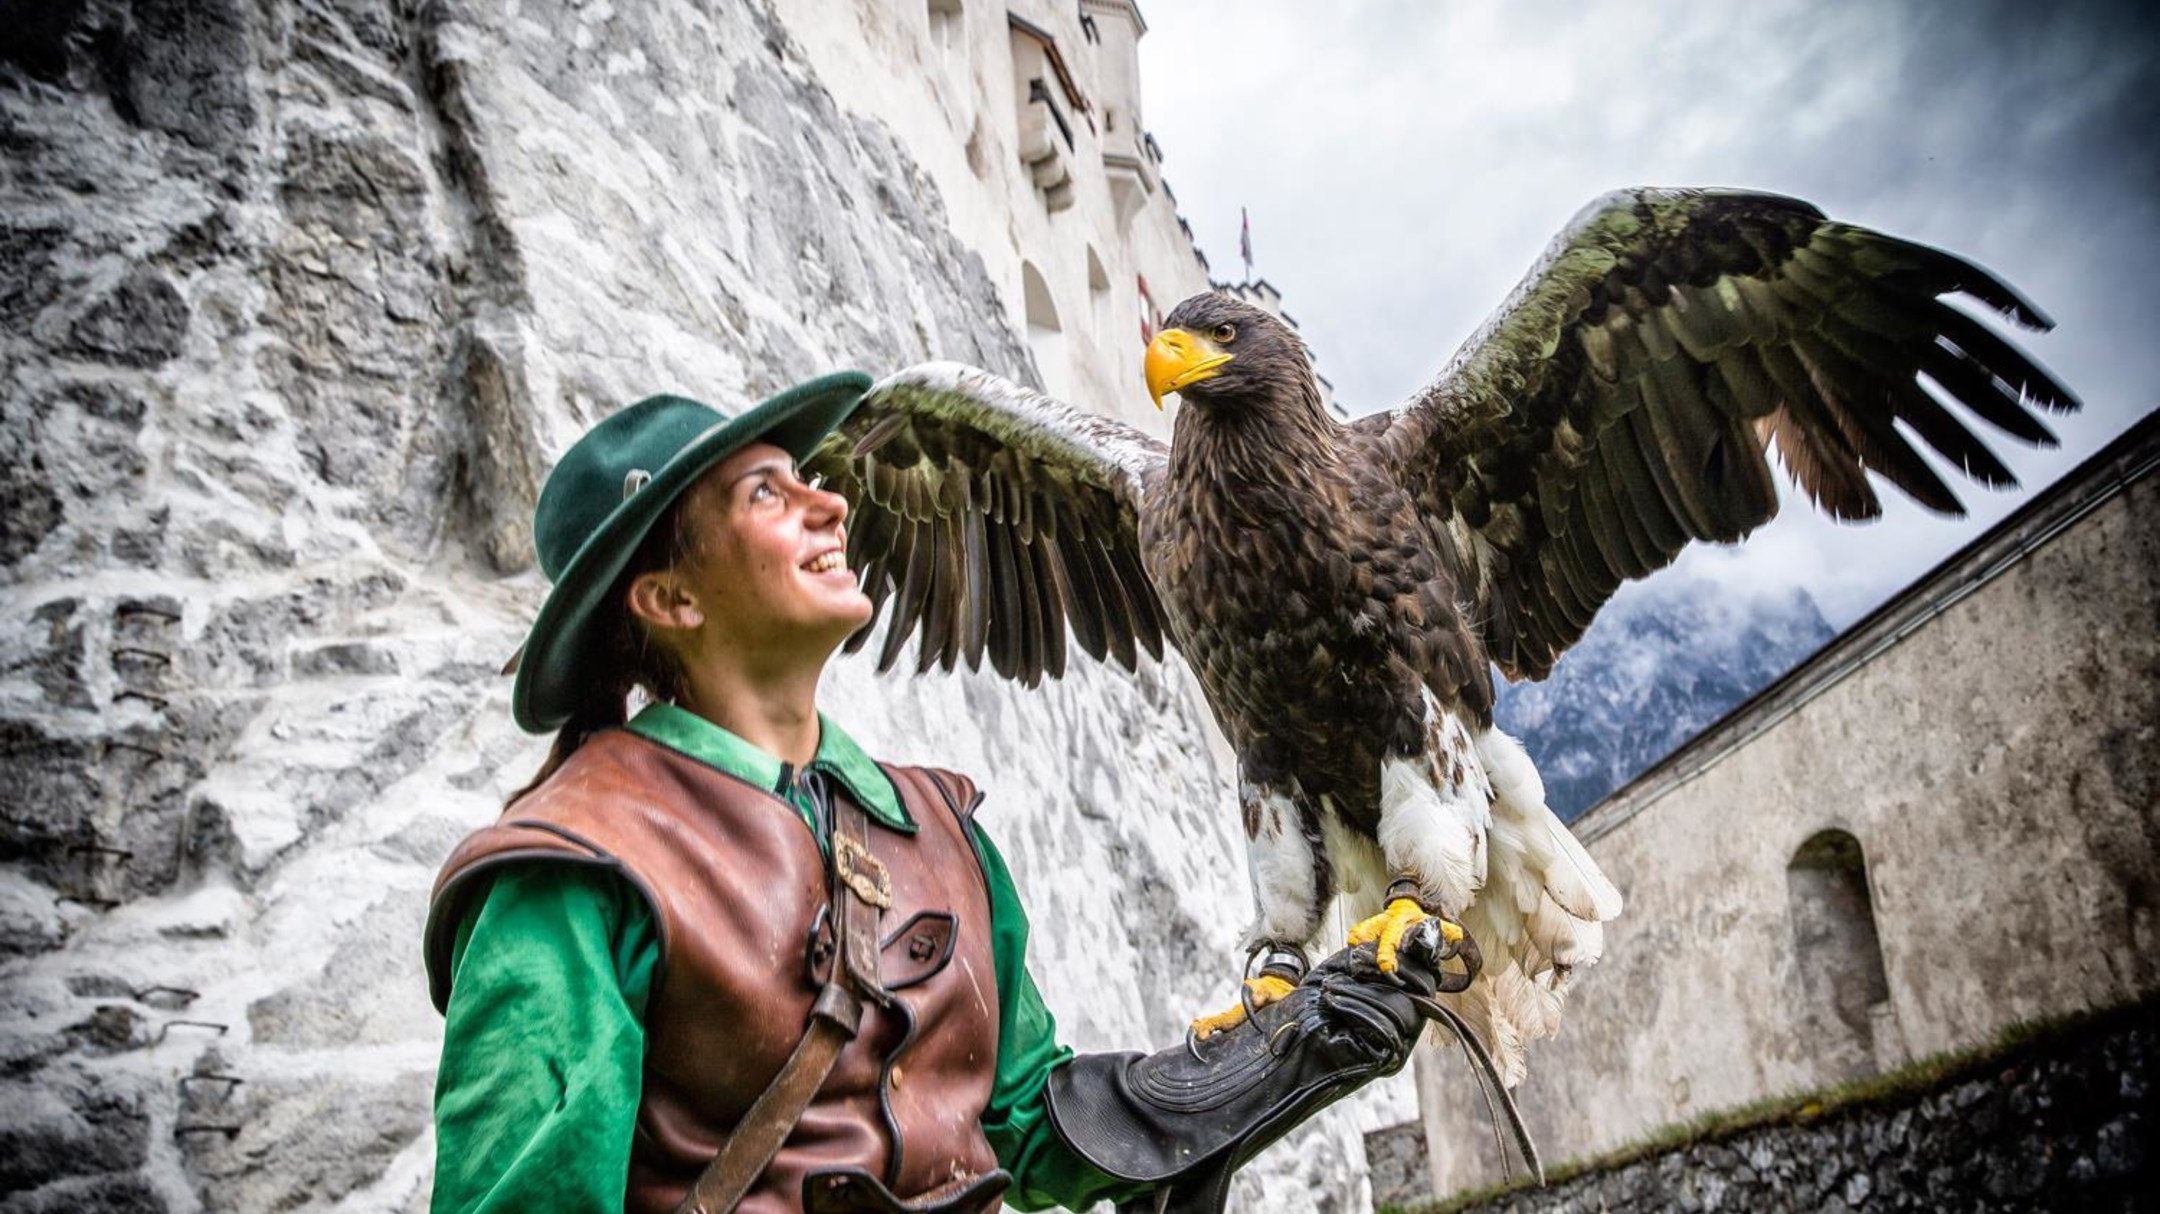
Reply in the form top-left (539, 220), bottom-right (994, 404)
top-left (1211, 323), bottom-right (1237, 344)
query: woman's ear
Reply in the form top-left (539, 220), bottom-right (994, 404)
top-left (626, 570), bottom-right (705, 632)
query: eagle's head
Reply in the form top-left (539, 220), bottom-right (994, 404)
top-left (1146, 293), bottom-right (1315, 414)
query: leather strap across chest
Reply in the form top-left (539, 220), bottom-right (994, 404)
top-left (676, 797), bottom-right (893, 1214)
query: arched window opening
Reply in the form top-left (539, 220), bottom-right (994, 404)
top-left (926, 0), bottom-right (963, 53)
top-left (1086, 246), bottom-right (1111, 334)
top-left (1786, 829), bottom-right (1895, 1079)
top-left (1021, 261), bottom-right (1069, 400)
top-left (924, 0), bottom-right (971, 130)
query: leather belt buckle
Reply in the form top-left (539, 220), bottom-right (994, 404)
top-left (834, 832), bottom-right (893, 909)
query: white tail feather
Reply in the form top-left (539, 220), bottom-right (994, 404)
top-left (1430, 724), bottom-right (1627, 1087)
top-left (1478, 729), bottom-right (1624, 923)
top-left (1540, 814), bottom-right (1624, 921)
top-left (1359, 705), bottom-right (1625, 1089)
top-left (1497, 964), bottom-right (1565, 1041)
top-left (1527, 892), bottom-right (1600, 969)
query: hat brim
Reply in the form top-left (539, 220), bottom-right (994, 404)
top-left (511, 371), bottom-right (871, 733)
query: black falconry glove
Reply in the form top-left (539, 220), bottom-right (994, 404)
top-left (1044, 932), bottom-right (1447, 1214)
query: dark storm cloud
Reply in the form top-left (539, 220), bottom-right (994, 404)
top-left (1139, 0), bottom-right (2159, 621)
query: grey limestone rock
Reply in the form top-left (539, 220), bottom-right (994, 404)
top-left (61, 267), bottom-right (190, 368)
top-left (0, 1069), bottom-right (152, 1195)
top-left (179, 1069), bottom-right (435, 1211)
top-left (113, 0), bottom-right (257, 151)
top-left (0, 1173), bottom-right (170, 1214)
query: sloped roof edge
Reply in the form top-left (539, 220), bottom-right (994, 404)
top-left (1572, 407), bottom-right (2160, 844)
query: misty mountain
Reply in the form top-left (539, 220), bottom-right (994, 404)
top-left (1493, 573), bottom-right (1836, 822)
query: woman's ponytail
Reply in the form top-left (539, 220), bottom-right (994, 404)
top-left (504, 498), bottom-right (692, 806)
top-left (506, 693), bottom-right (627, 806)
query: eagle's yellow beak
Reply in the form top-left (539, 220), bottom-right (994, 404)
top-left (1145, 328), bottom-right (1233, 410)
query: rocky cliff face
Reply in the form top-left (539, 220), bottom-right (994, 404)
top-left (1492, 575), bottom-right (1835, 822)
top-left (0, 3), bottom-right (1405, 1209)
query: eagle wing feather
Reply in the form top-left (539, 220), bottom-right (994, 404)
top-left (809, 362), bottom-right (1171, 686)
top-left (1356, 187), bottom-right (2078, 681)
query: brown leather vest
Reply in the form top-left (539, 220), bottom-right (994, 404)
top-left (424, 730), bottom-right (1004, 1213)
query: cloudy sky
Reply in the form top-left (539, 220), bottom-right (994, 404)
top-left (1136, 0), bottom-right (2158, 624)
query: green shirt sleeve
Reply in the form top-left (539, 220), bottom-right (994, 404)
top-left (970, 820), bottom-right (1151, 1213)
top-left (430, 864), bottom-right (660, 1214)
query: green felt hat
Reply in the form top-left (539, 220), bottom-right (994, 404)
top-left (511, 372), bottom-right (871, 733)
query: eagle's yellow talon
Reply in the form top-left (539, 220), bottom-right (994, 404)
top-left (1348, 897), bottom-right (1459, 973)
top-left (1189, 974), bottom-right (1296, 1039)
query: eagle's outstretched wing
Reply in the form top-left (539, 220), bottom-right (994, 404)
top-left (1356, 188), bottom-right (2078, 681)
top-left (807, 362), bottom-right (1171, 686)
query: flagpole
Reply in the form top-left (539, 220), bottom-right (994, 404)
top-left (1239, 206), bottom-right (1253, 284)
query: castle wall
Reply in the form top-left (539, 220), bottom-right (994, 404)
top-left (774, 0), bottom-right (1211, 433)
top-left (1414, 424), bottom-right (2160, 1197)
top-left (1445, 1007), bottom-right (2152, 1214)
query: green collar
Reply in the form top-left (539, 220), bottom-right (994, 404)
top-left (625, 701), bottom-right (915, 834)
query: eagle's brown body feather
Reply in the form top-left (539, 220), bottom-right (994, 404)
top-left (1143, 367), bottom-right (1491, 849)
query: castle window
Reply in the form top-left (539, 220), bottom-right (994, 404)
top-left (1011, 15), bottom-right (1086, 213)
top-left (1786, 829), bottom-right (1895, 1078)
top-left (927, 0), bottom-right (962, 53)
top-left (1022, 261), bottom-right (1070, 400)
top-left (922, 0), bottom-right (972, 133)
top-left (1086, 246), bottom-right (1111, 333)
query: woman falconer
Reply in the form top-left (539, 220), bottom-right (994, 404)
top-left (422, 374), bottom-right (1444, 1214)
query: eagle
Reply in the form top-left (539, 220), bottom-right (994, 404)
top-left (805, 188), bottom-right (2075, 1083)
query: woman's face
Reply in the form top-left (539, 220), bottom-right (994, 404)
top-left (662, 441), bottom-right (874, 661)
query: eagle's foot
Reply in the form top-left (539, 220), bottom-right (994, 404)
top-left (1188, 942), bottom-right (1308, 1045)
top-left (1189, 974), bottom-right (1297, 1042)
top-left (1349, 886), bottom-right (1464, 975)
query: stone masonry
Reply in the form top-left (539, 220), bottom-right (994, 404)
top-left (1439, 1007), bottom-right (2153, 1214)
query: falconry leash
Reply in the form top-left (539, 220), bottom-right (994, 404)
top-left (1398, 917), bottom-right (1545, 1187)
